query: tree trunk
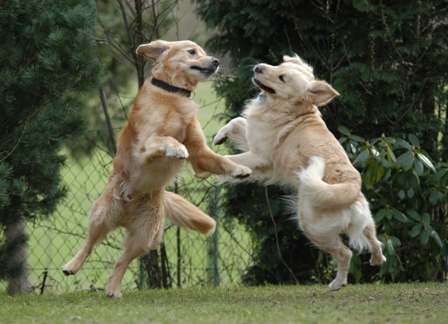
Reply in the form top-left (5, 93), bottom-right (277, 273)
top-left (144, 250), bottom-right (162, 289)
top-left (6, 217), bottom-right (31, 295)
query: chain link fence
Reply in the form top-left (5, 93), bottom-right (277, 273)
top-left (1, 129), bottom-right (255, 294)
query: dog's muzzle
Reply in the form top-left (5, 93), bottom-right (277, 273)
top-left (191, 58), bottom-right (220, 77)
top-left (252, 77), bottom-right (276, 94)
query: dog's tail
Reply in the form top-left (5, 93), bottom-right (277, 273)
top-left (164, 191), bottom-right (216, 235)
top-left (298, 156), bottom-right (360, 209)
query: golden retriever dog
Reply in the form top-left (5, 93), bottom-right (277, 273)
top-left (213, 55), bottom-right (386, 290)
top-left (62, 40), bottom-right (251, 297)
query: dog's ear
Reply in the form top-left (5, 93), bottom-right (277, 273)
top-left (136, 40), bottom-right (170, 61)
top-left (284, 55), bottom-right (314, 73)
top-left (308, 81), bottom-right (340, 106)
top-left (283, 55), bottom-right (304, 65)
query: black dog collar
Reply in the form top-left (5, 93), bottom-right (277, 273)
top-left (151, 77), bottom-right (192, 98)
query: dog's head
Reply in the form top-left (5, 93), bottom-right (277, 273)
top-left (136, 40), bottom-right (220, 91)
top-left (253, 55), bottom-right (339, 106)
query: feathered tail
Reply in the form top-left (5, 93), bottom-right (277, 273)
top-left (163, 191), bottom-right (216, 235)
top-left (298, 156), bottom-right (360, 209)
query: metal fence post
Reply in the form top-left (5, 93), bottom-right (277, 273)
top-left (208, 185), bottom-right (220, 286)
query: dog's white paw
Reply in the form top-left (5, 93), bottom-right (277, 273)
top-left (230, 165), bottom-right (252, 179)
top-left (62, 262), bottom-right (78, 276)
top-left (370, 254), bottom-right (387, 266)
top-left (213, 128), bottom-right (229, 145)
top-left (329, 278), bottom-right (346, 291)
top-left (165, 144), bottom-right (189, 159)
top-left (106, 290), bottom-right (123, 298)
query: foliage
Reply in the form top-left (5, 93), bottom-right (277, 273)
top-left (0, 0), bottom-right (102, 282)
top-left (195, 0), bottom-right (448, 284)
top-left (338, 127), bottom-right (447, 282)
top-left (221, 184), bottom-right (317, 285)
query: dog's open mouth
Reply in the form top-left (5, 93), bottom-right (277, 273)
top-left (253, 77), bottom-right (276, 94)
top-left (191, 65), bottom-right (217, 77)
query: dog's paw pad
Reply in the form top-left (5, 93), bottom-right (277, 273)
top-left (213, 131), bottom-right (228, 145)
top-left (62, 266), bottom-right (76, 276)
top-left (232, 166), bottom-right (251, 179)
top-left (214, 135), bottom-right (228, 145)
top-left (106, 291), bottom-right (123, 298)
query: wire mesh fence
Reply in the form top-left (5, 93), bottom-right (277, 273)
top-left (1, 129), bottom-right (255, 294)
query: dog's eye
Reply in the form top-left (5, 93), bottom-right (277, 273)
top-left (188, 49), bottom-right (196, 55)
top-left (279, 75), bottom-right (285, 82)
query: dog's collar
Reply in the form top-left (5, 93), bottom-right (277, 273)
top-left (258, 93), bottom-right (265, 102)
top-left (151, 77), bottom-right (192, 98)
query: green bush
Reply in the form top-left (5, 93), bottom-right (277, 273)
top-left (338, 127), bottom-right (447, 282)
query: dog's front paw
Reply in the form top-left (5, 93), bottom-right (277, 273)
top-left (230, 165), bottom-right (252, 179)
top-left (165, 144), bottom-right (189, 159)
top-left (213, 128), bottom-right (228, 145)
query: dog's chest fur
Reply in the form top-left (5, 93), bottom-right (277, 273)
top-left (243, 97), bottom-right (358, 188)
top-left (116, 83), bottom-right (198, 193)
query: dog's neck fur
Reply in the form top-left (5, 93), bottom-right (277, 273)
top-left (247, 96), bottom-right (319, 124)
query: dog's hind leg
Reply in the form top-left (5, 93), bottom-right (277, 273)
top-left (106, 197), bottom-right (165, 297)
top-left (325, 239), bottom-right (353, 291)
top-left (364, 219), bottom-right (386, 266)
top-left (106, 234), bottom-right (148, 298)
top-left (62, 182), bottom-right (123, 276)
top-left (301, 222), bottom-right (352, 291)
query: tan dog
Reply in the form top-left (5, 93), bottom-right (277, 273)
top-left (214, 55), bottom-right (385, 290)
top-left (62, 40), bottom-right (251, 297)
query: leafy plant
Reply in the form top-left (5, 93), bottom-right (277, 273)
top-left (338, 126), bottom-right (447, 282)
top-left (195, 0), bottom-right (448, 285)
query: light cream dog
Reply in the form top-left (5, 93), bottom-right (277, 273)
top-left (214, 55), bottom-right (386, 290)
top-left (62, 40), bottom-right (251, 297)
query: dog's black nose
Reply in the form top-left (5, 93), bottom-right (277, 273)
top-left (212, 58), bottom-right (220, 67)
top-left (254, 65), bottom-right (263, 74)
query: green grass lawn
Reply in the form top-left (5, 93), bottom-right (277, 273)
top-left (1, 283), bottom-right (447, 323)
